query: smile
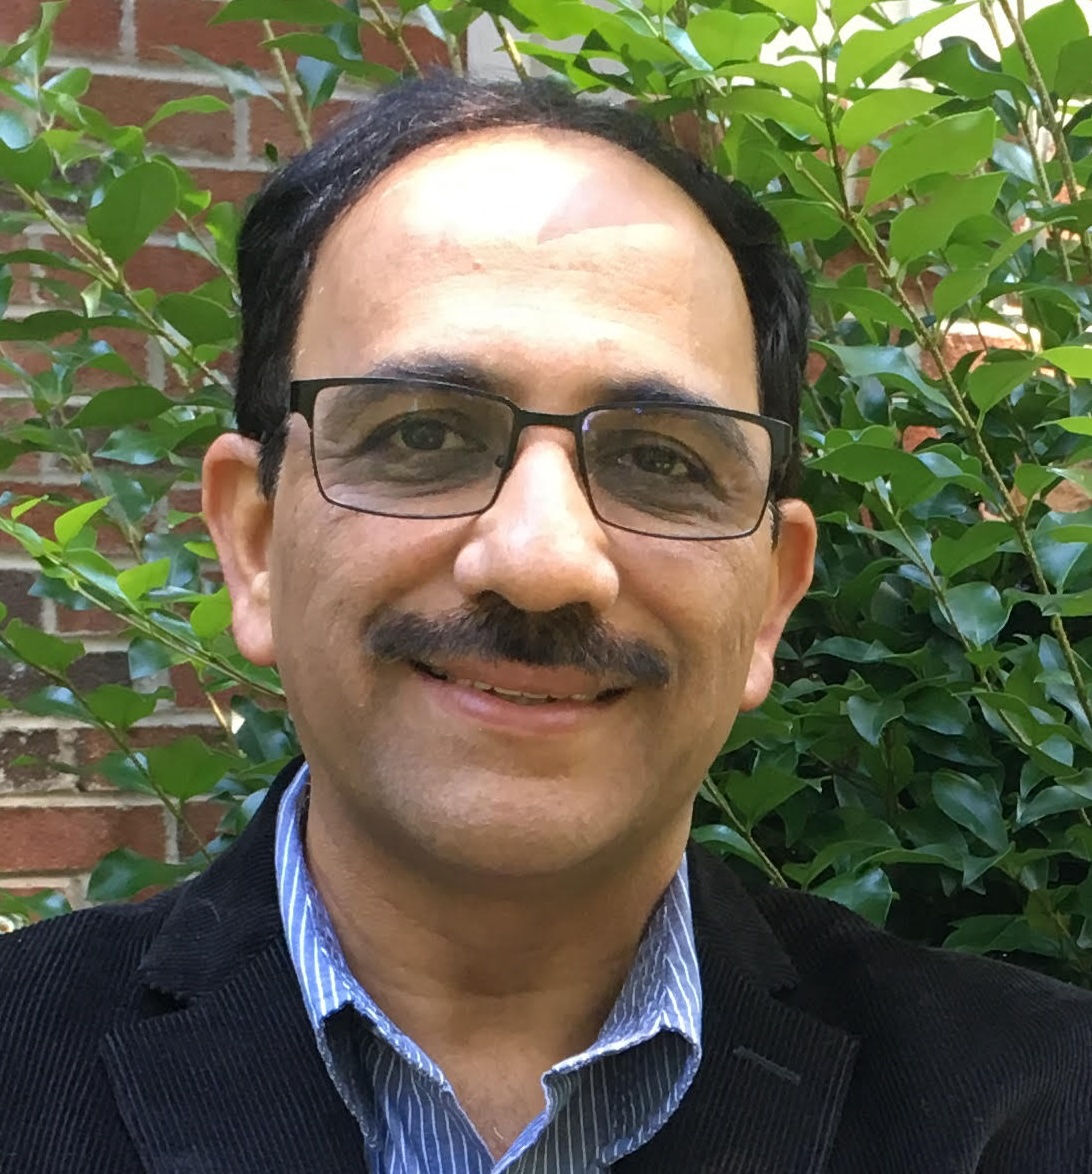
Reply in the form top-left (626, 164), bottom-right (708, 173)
top-left (413, 661), bottom-right (626, 706)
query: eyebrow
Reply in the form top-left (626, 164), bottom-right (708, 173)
top-left (362, 352), bottom-right (727, 412)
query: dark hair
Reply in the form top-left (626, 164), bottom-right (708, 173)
top-left (235, 72), bottom-right (809, 499)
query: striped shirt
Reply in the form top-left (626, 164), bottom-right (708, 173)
top-left (275, 763), bottom-right (702, 1173)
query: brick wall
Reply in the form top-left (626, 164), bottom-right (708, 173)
top-left (0, 0), bottom-right (443, 906)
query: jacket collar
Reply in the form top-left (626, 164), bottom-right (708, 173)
top-left (104, 759), bottom-right (856, 1173)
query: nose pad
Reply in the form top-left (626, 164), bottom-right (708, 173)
top-left (453, 438), bottom-right (621, 615)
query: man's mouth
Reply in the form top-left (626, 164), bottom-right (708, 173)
top-left (412, 661), bottom-right (627, 706)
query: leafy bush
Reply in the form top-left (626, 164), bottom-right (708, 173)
top-left (1, 0), bottom-right (1091, 982)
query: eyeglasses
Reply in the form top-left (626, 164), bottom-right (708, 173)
top-left (289, 377), bottom-right (791, 541)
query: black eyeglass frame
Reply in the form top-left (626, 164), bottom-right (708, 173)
top-left (288, 376), bottom-right (794, 541)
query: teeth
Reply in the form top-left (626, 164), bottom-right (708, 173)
top-left (455, 677), bottom-right (596, 703)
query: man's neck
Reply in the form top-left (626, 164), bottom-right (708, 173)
top-left (303, 789), bottom-right (690, 1070)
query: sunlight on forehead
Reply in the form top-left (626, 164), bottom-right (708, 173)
top-left (367, 130), bottom-right (700, 252)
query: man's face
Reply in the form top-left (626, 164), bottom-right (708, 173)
top-left (206, 128), bottom-right (815, 879)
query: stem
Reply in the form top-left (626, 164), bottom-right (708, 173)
top-left (14, 187), bottom-right (232, 393)
top-left (995, 0), bottom-right (1092, 277)
top-left (261, 21), bottom-right (312, 150)
top-left (0, 633), bottom-right (212, 866)
top-left (699, 775), bottom-right (788, 887)
top-left (491, 15), bottom-right (530, 84)
top-left (361, 1), bottom-right (423, 78)
top-left (979, 3), bottom-right (1074, 281)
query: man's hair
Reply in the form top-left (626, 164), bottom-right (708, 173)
top-left (235, 72), bottom-right (810, 499)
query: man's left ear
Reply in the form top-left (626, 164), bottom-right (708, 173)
top-left (740, 499), bottom-right (816, 712)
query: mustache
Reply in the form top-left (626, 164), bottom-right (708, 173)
top-left (365, 594), bottom-right (671, 689)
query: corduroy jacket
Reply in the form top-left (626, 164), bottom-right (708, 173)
top-left (3, 759), bottom-right (1092, 1174)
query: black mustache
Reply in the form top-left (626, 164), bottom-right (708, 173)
top-left (366, 594), bottom-right (670, 689)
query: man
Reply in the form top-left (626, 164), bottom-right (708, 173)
top-left (2, 73), bottom-right (1091, 1174)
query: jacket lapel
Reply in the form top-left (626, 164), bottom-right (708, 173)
top-left (615, 849), bottom-right (858, 1174)
top-left (101, 760), bottom-right (368, 1174)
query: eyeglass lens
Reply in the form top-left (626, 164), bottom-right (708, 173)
top-left (310, 383), bottom-right (774, 539)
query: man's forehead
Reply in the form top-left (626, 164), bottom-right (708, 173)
top-left (327, 128), bottom-right (715, 257)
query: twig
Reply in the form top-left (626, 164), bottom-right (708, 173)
top-left (361, 0), bottom-right (423, 78)
top-left (262, 20), bottom-right (312, 149)
top-left (699, 775), bottom-right (788, 887)
top-left (492, 15), bottom-right (530, 84)
top-left (995, 0), bottom-right (1092, 277)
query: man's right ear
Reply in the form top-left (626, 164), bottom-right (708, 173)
top-left (202, 433), bottom-right (277, 667)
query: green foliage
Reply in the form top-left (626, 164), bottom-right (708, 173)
top-left (1, 0), bottom-right (1091, 983)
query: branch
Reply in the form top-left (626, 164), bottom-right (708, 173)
top-left (361, 1), bottom-right (423, 78)
top-left (262, 20), bottom-right (312, 150)
top-left (995, 0), bottom-right (1092, 277)
top-left (492, 15), bottom-right (530, 84)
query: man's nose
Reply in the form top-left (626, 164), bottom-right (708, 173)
top-left (452, 436), bottom-right (621, 615)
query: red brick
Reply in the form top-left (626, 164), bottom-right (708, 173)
top-left (187, 165), bottom-right (267, 206)
top-left (249, 96), bottom-right (356, 163)
top-left (53, 605), bottom-right (128, 637)
top-left (0, 0), bottom-right (122, 57)
top-left (137, 0), bottom-right (276, 72)
top-left (0, 569), bottom-right (40, 629)
top-left (0, 801), bottom-right (166, 872)
top-left (125, 242), bottom-right (221, 294)
top-left (179, 796), bottom-right (228, 855)
top-left (83, 74), bottom-right (235, 157)
top-left (0, 730), bottom-right (61, 791)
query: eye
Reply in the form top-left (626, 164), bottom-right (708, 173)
top-left (613, 442), bottom-right (708, 483)
top-left (362, 413), bottom-right (484, 455)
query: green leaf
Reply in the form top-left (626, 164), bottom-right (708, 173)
top-left (145, 95), bottom-right (232, 130)
top-left (944, 914), bottom-right (1057, 956)
top-left (1017, 775), bottom-right (1092, 829)
top-left (1056, 35), bottom-right (1092, 95)
top-left (845, 694), bottom-right (905, 746)
top-left (1043, 346), bottom-right (1092, 378)
top-left (933, 521), bottom-right (1014, 576)
top-left (888, 173), bottom-right (1005, 265)
top-left (867, 110), bottom-right (997, 208)
top-left (749, 0), bottom-right (817, 28)
top-left (723, 765), bottom-right (814, 828)
top-left (965, 356), bottom-right (1039, 413)
top-left (0, 138), bottom-right (51, 189)
top-left (812, 867), bottom-right (893, 925)
top-left (904, 688), bottom-right (973, 736)
top-left (1053, 416), bottom-right (1092, 436)
top-left (144, 736), bottom-right (240, 801)
top-left (128, 635), bottom-right (179, 680)
top-left (261, 33), bottom-right (398, 82)
top-left (766, 198), bottom-right (843, 243)
top-left (932, 770), bottom-right (1009, 853)
top-left (1, 619), bottom-right (83, 674)
top-left (691, 824), bottom-right (764, 871)
top-left (685, 11), bottom-right (780, 67)
top-left (933, 267), bottom-right (990, 320)
top-left (158, 292), bottom-right (237, 346)
top-left (116, 558), bottom-right (171, 602)
top-left (84, 683), bottom-right (158, 731)
top-left (907, 40), bottom-right (1031, 102)
top-left (836, 3), bottom-right (973, 91)
top-left (943, 582), bottom-right (1011, 646)
top-left (212, 0), bottom-right (360, 23)
top-left (68, 385), bottom-right (173, 429)
top-left (87, 848), bottom-right (192, 903)
top-left (1014, 0), bottom-right (1089, 91)
top-left (190, 588), bottom-right (232, 640)
top-left (838, 89), bottom-right (944, 154)
top-left (53, 498), bottom-right (109, 547)
top-left (86, 162), bottom-right (179, 265)
top-left (831, 0), bottom-right (879, 30)
top-left (815, 342), bottom-right (947, 408)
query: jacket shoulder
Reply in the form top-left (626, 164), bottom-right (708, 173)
top-left (0, 888), bottom-right (180, 1044)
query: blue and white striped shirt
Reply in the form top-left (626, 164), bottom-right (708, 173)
top-left (275, 763), bottom-right (702, 1173)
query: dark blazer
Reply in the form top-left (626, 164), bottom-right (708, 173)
top-left (3, 761), bottom-right (1092, 1174)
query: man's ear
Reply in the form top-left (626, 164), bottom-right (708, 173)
top-left (739, 498), bottom-right (816, 712)
top-left (202, 433), bottom-right (277, 667)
